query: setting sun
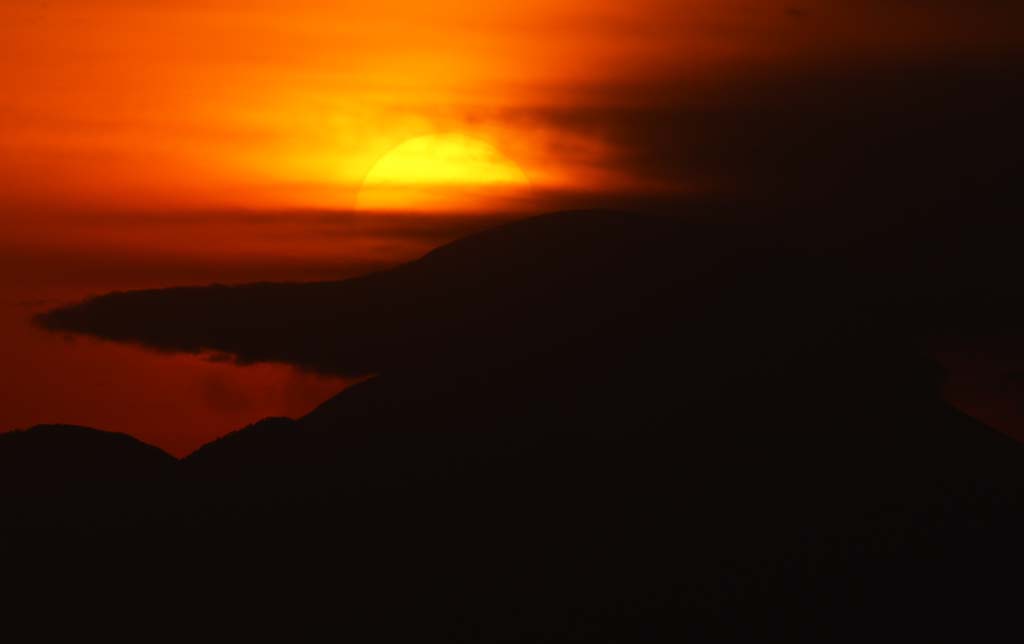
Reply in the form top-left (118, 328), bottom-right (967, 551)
top-left (355, 133), bottom-right (532, 214)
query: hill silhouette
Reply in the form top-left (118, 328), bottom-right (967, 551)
top-left (35, 207), bottom-right (1024, 377)
top-left (10, 210), bottom-right (1024, 641)
top-left (0, 424), bottom-right (175, 491)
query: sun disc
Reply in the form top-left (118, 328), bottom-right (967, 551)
top-left (355, 133), bottom-right (531, 214)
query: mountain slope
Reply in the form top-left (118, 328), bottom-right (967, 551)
top-left (0, 424), bottom-right (175, 492)
top-left (10, 209), bottom-right (1024, 641)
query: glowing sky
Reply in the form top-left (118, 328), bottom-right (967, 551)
top-left (1, 1), bottom-right (1022, 453)
top-left (1, 1), bottom-right (1021, 214)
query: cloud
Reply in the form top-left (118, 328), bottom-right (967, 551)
top-left (513, 54), bottom-right (1024, 219)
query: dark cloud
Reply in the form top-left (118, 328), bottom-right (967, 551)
top-left (522, 55), bottom-right (1023, 226)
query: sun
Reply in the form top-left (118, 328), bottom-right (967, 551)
top-left (355, 133), bottom-right (531, 214)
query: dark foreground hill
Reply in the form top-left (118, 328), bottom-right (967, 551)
top-left (0, 424), bottom-right (175, 489)
top-left (9, 210), bottom-right (1024, 641)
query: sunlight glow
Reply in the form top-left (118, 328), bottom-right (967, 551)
top-left (355, 133), bottom-right (532, 214)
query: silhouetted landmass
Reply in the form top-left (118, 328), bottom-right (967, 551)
top-left (38, 211), bottom-right (714, 375)
top-left (35, 207), bottom-right (1024, 376)
top-left (183, 416), bottom-right (298, 480)
top-left (9, 210), bottom-right (1024, 640)
top-left (0, 424), bottom-right (175, 491)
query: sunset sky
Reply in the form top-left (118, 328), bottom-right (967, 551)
top-left (3, 1), bottom-right (1021, 216)
top-left (2, 1), bottom-right (1023, 453)
top-left (6, 7), bottom-right (1024, 632)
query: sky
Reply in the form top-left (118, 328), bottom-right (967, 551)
top-left (2, 1), bottom-right (1021, 216)
top-left (1, 1), bottom-right (1022, 454)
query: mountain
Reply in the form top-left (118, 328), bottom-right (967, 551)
top-left (10, 210), bottom-right (1024, 641)
top-left (0, 424), bottom-right (175, 492)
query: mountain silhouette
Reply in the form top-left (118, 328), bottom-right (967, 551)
top-left (11, 210), bottom-right (1024, 641)
top-left (0, 424), bottom-right (174, 491)
top-left (35, 207), bottom-right (1024, 377)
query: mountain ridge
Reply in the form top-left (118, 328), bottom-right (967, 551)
top-left (8, 208), bottom-right (1024, 641)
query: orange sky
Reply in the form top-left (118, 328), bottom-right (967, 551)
top-left (1, 1), bottom-right (1022, 453)
top-left (2, 1), bottom-right (1021, 215)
